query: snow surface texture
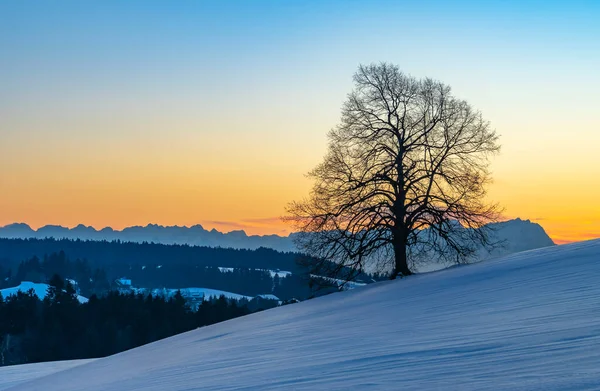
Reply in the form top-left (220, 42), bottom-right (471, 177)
top-left (0, 282), bottom-right (89, 304)
top-left (5, 240), bottom-right (600, 390)
top-left (0, 360), bottom-right (94, 391)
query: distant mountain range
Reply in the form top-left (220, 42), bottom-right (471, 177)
top-left (0, 218), bottom-right (554, 256)
top-left (0, 223), bottom-right (298, 252)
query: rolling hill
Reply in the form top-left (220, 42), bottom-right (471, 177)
top-left (2, 239), bottom-right (598, 390)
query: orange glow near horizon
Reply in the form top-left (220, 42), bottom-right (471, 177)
top-left (1, 123), bottom-right (599, 242)
top-left (1, 1), bottom-right (599, 245)
top-left (1, 124), bottom-right (599, 242)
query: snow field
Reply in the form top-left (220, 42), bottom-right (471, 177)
top-left (4, 240), bottom-right (600, 390)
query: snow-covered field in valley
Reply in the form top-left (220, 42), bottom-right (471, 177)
top-left (2, 240), bottom-right (600, 390)
top-left (0, 282), bottom-right (89, 304)
top-left (134, 286), bottom-right (254, 301)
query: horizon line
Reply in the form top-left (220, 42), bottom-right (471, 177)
top-left (0, 219), bottom-right (584, 245)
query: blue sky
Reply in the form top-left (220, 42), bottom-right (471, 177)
top-left (1, 0), bottom-right (599, 241)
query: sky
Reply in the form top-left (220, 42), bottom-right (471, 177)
top-left (0, 0), bottom-right (599, 244)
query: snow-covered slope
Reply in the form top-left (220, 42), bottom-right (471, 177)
top-left (0, 282), bottom-right (89, 304)
top-left (4, 240), bottom-right (600, 390)
top-left (0, 360), bottom-right (94, 391)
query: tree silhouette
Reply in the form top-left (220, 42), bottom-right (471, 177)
top-left (287, 63), bottom-right (500, 281)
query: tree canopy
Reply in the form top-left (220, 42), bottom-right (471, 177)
top-left (287, 63), bottom-right (500, 281)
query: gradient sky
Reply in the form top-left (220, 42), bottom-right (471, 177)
top-left (1, 0), bottom-right (599, 243)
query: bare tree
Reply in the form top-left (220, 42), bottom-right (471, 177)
top-left (286, 63), bottom-right (500, 282)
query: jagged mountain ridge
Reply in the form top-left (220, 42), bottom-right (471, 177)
top-left (0, 222), bottom-right (297, 252)
top-left (0, 218), bottom-right (554, 256)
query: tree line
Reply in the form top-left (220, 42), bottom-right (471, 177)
top-left (0, 239), bottom-right (373, 300)
top-left (0, 275), bottom-right (253, 367)
top-left (0, 251), bottom-right (319, 301)
top-left (0, 237), bottom-right (304, 271)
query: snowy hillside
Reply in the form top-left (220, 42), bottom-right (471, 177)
top-left (0, 282), bottom-right (89, 304)
top-left (0, 361), bottom-right (93, 391)
top-left (3, 240), bottom-right (599, 390)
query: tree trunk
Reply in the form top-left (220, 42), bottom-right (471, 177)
top-left (391, 234), bottom-right (412, 279)
top-left (392, 148), bottom-right (411, 279)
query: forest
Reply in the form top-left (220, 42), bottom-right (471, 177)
top-left (0, 238), bottom-right (377, 366)
top-left (0, 251), bottom-right (315, 302)
top-left (0, 238), bottom-right (373, 300)
top-left (0, 275), bottom-right (254, 366)
top-left (0, 237), bottom-right (303, 271)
